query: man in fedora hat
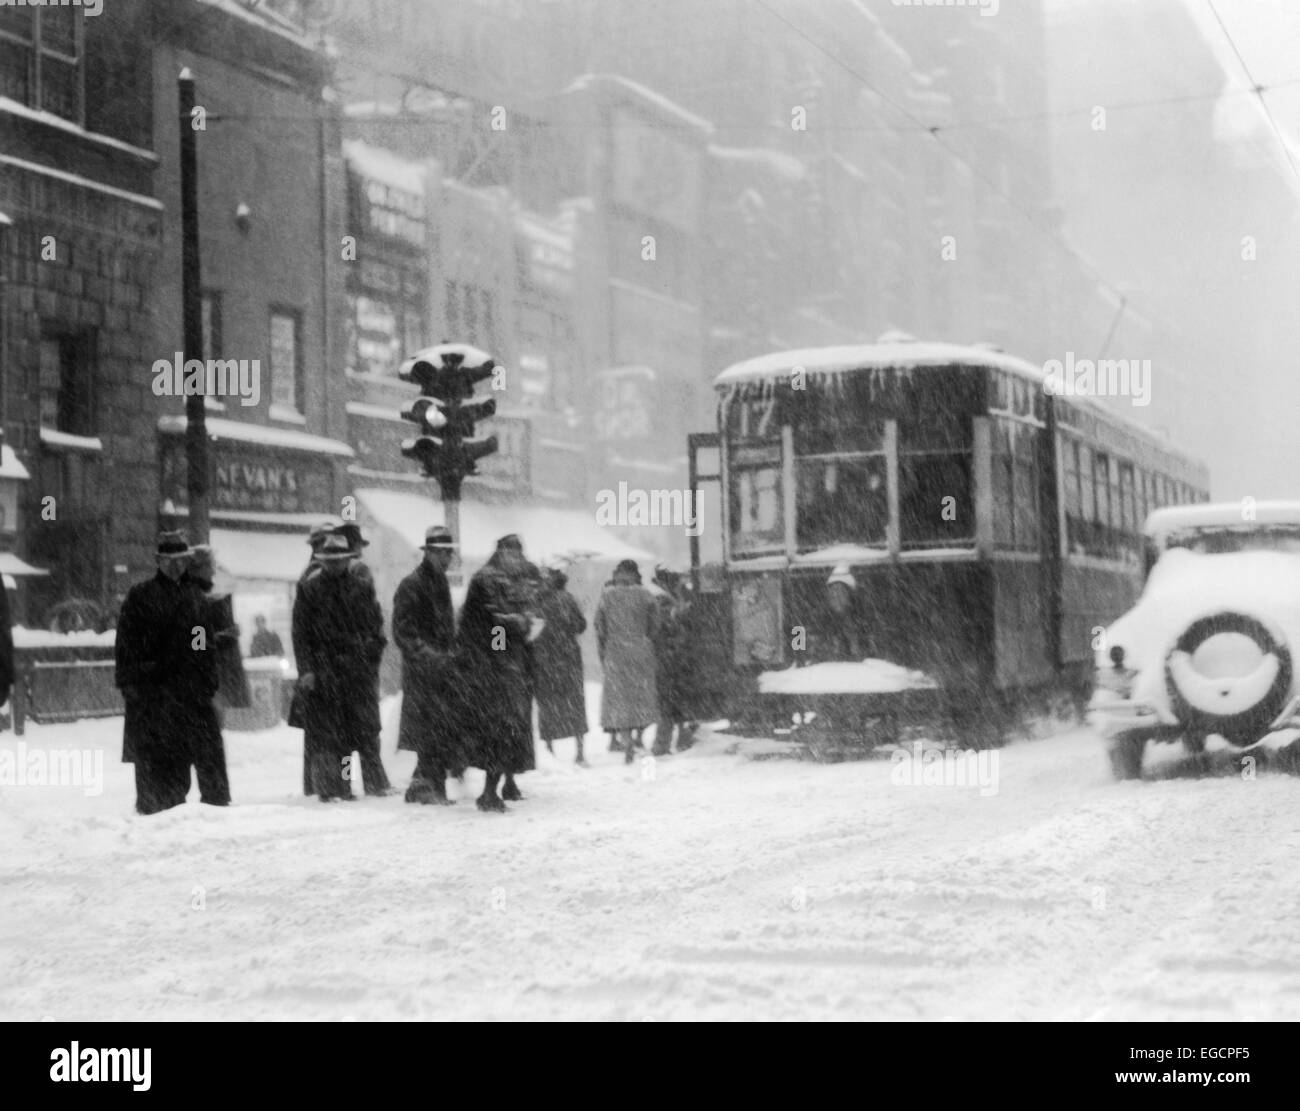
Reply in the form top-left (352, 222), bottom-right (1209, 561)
top-left (115, 531), bottom-right (221, 814)
top-left (291, 533), bottom-right (387, 801)
top-left (293, 518), bottom-right (393, 796)
top-left (393, 525), bottom-right (464, 804)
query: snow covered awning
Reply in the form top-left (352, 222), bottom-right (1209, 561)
top-left (158, 416), bottom-right (353, 458)
top-left (355, 488), bottom-right (654, 567)
top-left (211, 528), bottom-right (310, 583)
top-left (0, 444), bottom-right (30, 480)
top-left (0, 552), bottom-right (49, 578)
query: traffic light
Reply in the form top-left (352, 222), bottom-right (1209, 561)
top-left (397, 344), bottom-right (500, 488)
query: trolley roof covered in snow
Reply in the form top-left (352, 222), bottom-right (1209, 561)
top-left (1145, 501), bottom-right (1300, 541)
top-left (713, 340), bottom-right (1046, 390)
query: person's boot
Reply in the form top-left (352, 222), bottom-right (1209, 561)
top-left (501, 776), bottom-right (523, 801)
top-left (476, 792), bottom-right (506, 812)
top-left (608, 732), bottom-right (623, 753)
top-left (624, 744), bottom-right (635, 766)
top-left (405, 778), bottom-right (434, 804)
top-left (544, 739), bottom-right (555, 755)
top-left (575, 735), bottom-right (588, 767)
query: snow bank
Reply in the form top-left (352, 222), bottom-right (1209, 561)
top-left (12, 626), bottom-right (115, 649)
top-left (758, 658), bottom-right (938, 695)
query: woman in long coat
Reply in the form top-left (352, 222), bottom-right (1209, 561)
top-left (457, 535), bottom-right (540, 811)
top-left (533, 567), bottom-right (589, 765)
top-left (594, 560), bottom-right (659, 763)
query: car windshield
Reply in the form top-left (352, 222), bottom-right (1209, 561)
top-left (1164, 526), bottom-right (1300, 555)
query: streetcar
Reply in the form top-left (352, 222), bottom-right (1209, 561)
top-left (684, 338), bottom-right (1210, 744)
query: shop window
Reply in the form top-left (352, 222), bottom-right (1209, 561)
top-left (270, 309), bottom-right (303, 415)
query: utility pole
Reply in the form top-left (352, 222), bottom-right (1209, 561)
top-left (179, 68), bottom-right (209, 543)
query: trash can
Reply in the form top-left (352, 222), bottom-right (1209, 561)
top-left (225, 658), bottom-right (287, 731)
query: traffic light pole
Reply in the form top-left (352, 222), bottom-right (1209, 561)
top-left (179, 68), bottom-right (209, 544)
top-left (440, 474), bottom-right (462, 578)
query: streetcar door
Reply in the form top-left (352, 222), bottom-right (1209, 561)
top-left (687, 432), bottom-right (730, 718)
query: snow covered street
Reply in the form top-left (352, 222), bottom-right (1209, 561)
top-left (3, 706), bottom-right (1300, 1022)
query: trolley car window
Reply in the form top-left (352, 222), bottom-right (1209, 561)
top-left (1078, 444), bottom-right (1095, 554)
top-left (897, 399), bottom-right (973, 547)
top-left (1012, 428), bottom-right (1039, 551)
top-left (728, 445), bottom-right (783, 556)
top-left (796, 456), bottom-right (888, 550)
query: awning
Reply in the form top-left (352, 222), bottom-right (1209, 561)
top-left (355, 488), bottom-right (654, 566)
top-left (0, 444), bottom-right (30, 480)
top-left (0, 552), bottom-right (49, 577)
top-left (211, 528), bottom-right (310, 583)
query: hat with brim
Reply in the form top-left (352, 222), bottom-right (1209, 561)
top-left (421, 526), bottom-right (456, 551)
top-left (315, 533), bottom-right (355, 561)
top-left (826, 562), bottom-right (856, 589)
top-left (157, 530), bottom-right (192, 557)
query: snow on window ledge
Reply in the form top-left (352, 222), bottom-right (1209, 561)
top-left (39, 428), bottom-right (103, 453)
top-left (268, 404), bottom-right (306, 425)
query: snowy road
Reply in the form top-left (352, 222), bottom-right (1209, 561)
top-left (3, 705), bottom-right (1300, 1022)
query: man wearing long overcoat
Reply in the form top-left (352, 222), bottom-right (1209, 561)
top-left (115, 531), bottom-right (220, 815)
top-left (458, 534), bottom-right (540, 812)
top-left (291, 533), bottom-right (387, 801)
top-left (393, 526), bottom-right (462, 804)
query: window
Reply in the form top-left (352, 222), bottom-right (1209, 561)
top-left (444, 281), bottom-right (497, 351)
top-left (1119, 462), bottom-right (1138, 560)
top-left (0, 7), bottom-right (83, 123)
top-left (727, 395), bottom-right (784, 557)
top-left (898, 402), bottom-right (973, 548)
top-left (1093, 451), bottom-right (1112, 540)
top-left (39, 332), bottom-right (95, 436)
top-left (1078, 445), bottom-right (1096, 554)
top-left (202, 292), bottom-right (223, 360)
top-left (269, 309), bottom-right (303, 414)
top-left (1062, 436), bottom-right (1083, 555)
top-left (729, 444), bottom-right (784, 556)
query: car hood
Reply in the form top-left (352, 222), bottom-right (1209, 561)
top-left (1099, 548), bottom-right (1300, 715)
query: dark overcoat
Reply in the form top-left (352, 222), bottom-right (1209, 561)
top-left (0, 580), bottom-right (13, 709)
top-left (533, 587), bottom-right (587, 741)
top-left (595, 584), bottom-right (659, 729)
top-left (291, 566), bottom-right (386, 756)
top-left (115, 572), bottom-right (219, 764)
top-left (392, 559), bottom-right (465, 768)
top-left (456, 556), bottom-right (537, 774)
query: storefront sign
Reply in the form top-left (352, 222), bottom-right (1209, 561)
top-left (610, 107), bottom-right (701, 232)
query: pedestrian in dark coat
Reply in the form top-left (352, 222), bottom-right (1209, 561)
top-left (292, 520), bottom-right (392, 796)
top-left (178, 546), bottom-right (233, 806)
top-left (115, 531), bottom-right (220, 815)
top-left (533, 566), bottom-right (589, 765)
top-left (0, 574), bottom-right (13, 713)
top-left (458, 534), bottom-right (541, 812)
top-left (648, 565), bottom-right (698, 755)
top-left (291, 533), bottom-right (387, 802)
top-left (393, 526), bottom-right (462, 804)
top-left (249, 615), bottom-right (284, 658)
top-left (594, 560), bottom-right (659, 764)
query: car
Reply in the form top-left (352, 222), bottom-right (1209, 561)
top-left (1091, 500), bottom-right (1300, 779)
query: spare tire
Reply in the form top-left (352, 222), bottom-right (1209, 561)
top-left (1165, 612), bottom-right (1292, 746)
